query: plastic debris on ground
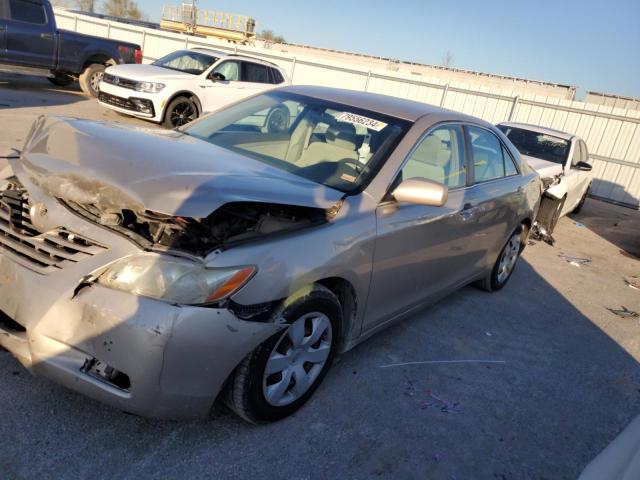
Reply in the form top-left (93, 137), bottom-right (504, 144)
top-left (404, 378), bottom-right (463, 414)
top-left (558, 254), bottom-right (592, 267)
top-left (607, 306), bottom-right (639, 319)
top-left (624, 275), bottom-right (640, 291)
top-left (530, 222), bottom-right (555, 246)
top-left (574, 222), bottom-right (586, 228)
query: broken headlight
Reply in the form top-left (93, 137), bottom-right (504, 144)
top-left (96, 253), bottom-right (255, 305)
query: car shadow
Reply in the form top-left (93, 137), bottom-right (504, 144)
top-left (569, 196), bottom-right (640, 259)
top-left (0, 71), bottom-right (85, 109)
top-left (1, 253), bottom-right (639, 479)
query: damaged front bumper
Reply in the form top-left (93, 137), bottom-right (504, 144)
top-left (0, 176), bottom-right (284, 419)
top-left (531, 175), bottom-right (566, 245)
top-left (0, 255), bottom-right (284, 418)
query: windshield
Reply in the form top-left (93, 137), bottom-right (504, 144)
top-left (498, 125), bottom-right (569, 165)
top-left (152, 50), bottom-right (218, 75)
top-left (184, 91), bottom-right (411, 193)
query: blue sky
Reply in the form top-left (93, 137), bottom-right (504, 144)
top-left (136, 0), bottom-right (640, 99)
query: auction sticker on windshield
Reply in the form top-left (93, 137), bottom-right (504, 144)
top-left (336, 112), bottom-right (387, 132)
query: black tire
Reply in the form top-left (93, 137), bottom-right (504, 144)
top-left (163, 96), bottom-right (199, 128)
top-left (79, 63), bottom-right (106, 97)
top-left (572, 185), bottom-right (590, 214)
top-left (224, 284), bottom-right (342, 424)
top-left (476, 225), bottom-right (526, 292)
top-left (47, 73), bottom-right (74, 87)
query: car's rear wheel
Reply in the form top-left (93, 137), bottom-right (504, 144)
top-left (476, 226), bottom-right (526, 292)
top-left (79, 63), bottom-right (106, 97)
top-left (163, 96), bottom-right (199, 128)
top-left (224, 284), bottom-right (342, 423)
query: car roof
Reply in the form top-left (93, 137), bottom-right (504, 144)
top-left (186, 48), bottom-right (285, 71)
top-left (275, 85), bottom-right (486, 123)
top-left (188, 47), bottom-right (228, 58)
top-left (498, 122), bottom-right (576, 141)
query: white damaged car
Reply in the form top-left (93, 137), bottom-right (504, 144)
top-left (498, 122), bottom-right (592, 237)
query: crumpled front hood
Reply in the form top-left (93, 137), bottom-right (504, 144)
top-left (521, 154), bottom-right (564, 179)
top-left (18, 116), bottom-right (343, 217)
top-left (105, 63), bottom-right (195, 82)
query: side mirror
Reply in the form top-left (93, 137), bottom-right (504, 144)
top-left (210, 72), bottom-right (226, 82)
top-left (574, 161), bottom-right (592, 171)
top-left (392, 177), bottom-right (448, 207)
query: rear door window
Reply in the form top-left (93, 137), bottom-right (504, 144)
top-left (9, 0), bottom-right (46, 24)
top-left (468, 126), bottom-right (514, 182)
top-left (243, 62), bottom-right (270, 83)
top-left (270, 67), bottom-right (285, 84)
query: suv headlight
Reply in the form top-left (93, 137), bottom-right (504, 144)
top-left (96, 253), bottom-right (255, 305)
top-left (135, 81), bottom-right (165, 93)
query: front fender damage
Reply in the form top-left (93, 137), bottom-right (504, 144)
top-left (531, 174), bottom-right (566, 246)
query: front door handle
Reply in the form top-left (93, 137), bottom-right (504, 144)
top-left (458, 203), bottom-right (477, 221)
top-left (40, 32), bottom-right (53, 40)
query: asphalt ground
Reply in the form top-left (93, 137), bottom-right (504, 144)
top-left (1, 72), bottom-right (639, 480)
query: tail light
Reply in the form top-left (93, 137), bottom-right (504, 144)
top-left (117, 45), bottom-right (143, 64)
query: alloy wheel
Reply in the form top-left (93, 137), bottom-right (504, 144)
top-left (170, 102), bottom-right (197, 127)
top-left (496, 233), bottom-right (521, 284)
top-left (90, 71), bottom-right (104, 93)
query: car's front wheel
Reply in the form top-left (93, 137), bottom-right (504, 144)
top-left (224, 284), bottom-right (342, 423)
top-left (163, 96), bottom-right (199, 128)
top-left (477, 226), bottom-right (526, 292)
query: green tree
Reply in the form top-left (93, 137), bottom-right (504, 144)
top-left (102, 0), bottom-right (144, 20)
top-left (259, 29), bottom-right (286, 44)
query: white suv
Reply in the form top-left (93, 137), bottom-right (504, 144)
top-left (98, 48), bottom-right (289, 128)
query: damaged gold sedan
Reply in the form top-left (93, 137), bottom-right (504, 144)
top-left (0, 87), bottom-right (540, 422)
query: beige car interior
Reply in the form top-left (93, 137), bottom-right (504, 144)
top-left (402, 128), bottom-right (465, 188)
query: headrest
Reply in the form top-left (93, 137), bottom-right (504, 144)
top-left (413, 135), bottom-right (450, 167)
top-left (325, 122), bottom-right (357, 150)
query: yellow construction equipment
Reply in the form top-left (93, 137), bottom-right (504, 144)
top-left (161, 2), bottom-right (256, 44)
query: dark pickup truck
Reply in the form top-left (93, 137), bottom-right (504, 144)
top-left (0, 0), bottom-right (142, 97)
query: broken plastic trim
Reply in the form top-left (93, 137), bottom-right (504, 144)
top-left (80, 358), bottom-right (131, 391)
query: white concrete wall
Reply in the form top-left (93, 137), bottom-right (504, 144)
top-left (54, 9), bottom-right (640, 209)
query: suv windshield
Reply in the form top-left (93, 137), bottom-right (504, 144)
top-left (184, 91), bottom-right (411, 193)
top-left (498, 125), bottom-right (569, 165)
top-left (152, 50), bottom-right (218, 75)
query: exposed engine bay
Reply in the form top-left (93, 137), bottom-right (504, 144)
top-left (2, 175), bottom-right (330, 257)
top-left (62, 199), bottom-right (329, 256)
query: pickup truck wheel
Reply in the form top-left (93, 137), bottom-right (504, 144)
top-left (224, 284), bottom-right (342, 423)
top-left (163, 96), bottom-right (199, 128)
top-left (79, 63), bottom-right (106, 97)
top-left (47, 73), bottom-right (74, 87)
